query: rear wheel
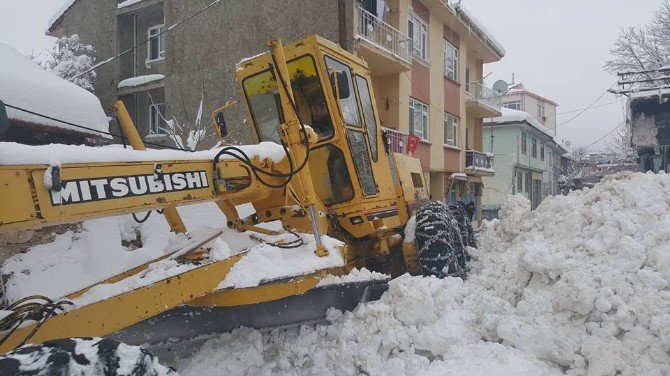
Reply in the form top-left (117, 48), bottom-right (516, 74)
top-left (0, 337), bottom-right (176, 376)
top-left (413, 201), bottom-right (474, 278)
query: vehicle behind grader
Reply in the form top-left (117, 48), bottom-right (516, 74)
top-left (0, 35), bottom-right (474, 371)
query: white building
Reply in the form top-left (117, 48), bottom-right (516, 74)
top-left (500, 83), bottom-right (558, 136)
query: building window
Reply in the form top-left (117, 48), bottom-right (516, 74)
top-left (521, 132), bottom-right (527, 154)
top-left (409, 98), bottom-right (429, 140)
top-left (503, 101), bottom-right (521, 110)
top-left (149, 103), bottom-right (167, 134)
top-left (517, 171), bottom-right (522, 193)
top-left (465, 67), bottom-right (471, 92)
top-left (525, 172), bottom-right (532, 195)
top-left (444, 40), bottom-right (458, 81)
top-left (444, 113), bottom-right (459, 147)
top-left (532, 137), bottom-right (537, 158)
top-left (541, 143), bottom-right (545, 161)
top-left (408, 11), bottom-right (428, 60)
top-left (538, 103), bottom-right (546, 121)
top-left (148, 25), bottom-right (166, 62)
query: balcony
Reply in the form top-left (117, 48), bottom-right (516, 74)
top-left (383, 127), bottom-right (430, 169)
top-left (466, 83), bottom-right (502, 118)
top-left (465, 150), bottom-right (495, 176)
top-left (354, 6), bottom-right (411, 75)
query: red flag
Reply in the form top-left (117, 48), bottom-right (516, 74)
top-left (407, 134), bottom-right (420, 154)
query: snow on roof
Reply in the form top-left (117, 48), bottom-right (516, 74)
top-left (447, 2), bottom-right (505, 57)
top-left (486, 108), bottom-right (552, 136)
top-left (503, 83), bottom-right (559, 106)
top-left (0, 43), bottom-right (110, 138)
top-left (118, 74), bottom-right (165, 89)
top-left (47, 0), bottom-right (78, 32)
top-left (118, 0), bottom-right (143, 8)
top-left (629, 87), bottom-right (670, 100)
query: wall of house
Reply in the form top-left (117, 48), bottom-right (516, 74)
top-left (164, 0), bottom-right (349, 146)
top-left (482, 125), bottom-right (517, 212)
top-left (118, 4), bottom-right (166, 81)
top-left (50, 0), bottom-right (118, 121)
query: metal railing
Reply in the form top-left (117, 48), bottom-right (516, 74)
top-left (466, 83), bottom-right (502, 111)
top-left (466, 150), bottom-right (494, 170)
top-left (383, 127), bottom-right (408, 154)
top-left (356, 6), bottom-right (412, 63)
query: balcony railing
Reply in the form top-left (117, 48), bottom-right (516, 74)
top-left (356, 6), bottom-right (412, 64)
top-left (466, 150), bottom-right (494, 171)
top-left (383, 127), bottom-right (408, 154)
top-left (466, 83), bottom-right (502, 112)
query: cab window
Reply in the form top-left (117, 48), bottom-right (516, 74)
top-left (308, 145), bottom-right (354, 205)
top-left (355, 75), bottom-right (378, 162)
top-left (324, 56), bottom-right (361, 127)
top-left (243, 55), bottom-right (335, 143)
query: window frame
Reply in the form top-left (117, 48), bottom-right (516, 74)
top-left (444, 112), bottom-right (459, 147)
top-left (409, 98), bottom-right (429, 141)
top-left (532, 137), bottom-right (537, 158)
top-left (538, 103), bottom-right (546, 120)
top-left (355, 74), bottom-right (379, 162)
top-left (521, 132), bottom-right (527, 154)
top-left (148, 103), bottom-right (167, 135)
top-left (503, 101), bottom-right (521, 110)
top-left (443, 40), bottom-right (459, 81)
top-left (408, 11), bottom-right (428, 61)
top-left (147, 24), bottom-right (166, 63)
top-left (541, 143), bottom-right (545, 161)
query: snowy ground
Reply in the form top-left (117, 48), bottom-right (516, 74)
top-left (3, 171), bottom-right (670, 375)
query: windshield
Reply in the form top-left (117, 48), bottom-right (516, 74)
top-left (243, 55), bottom-right (334, 143)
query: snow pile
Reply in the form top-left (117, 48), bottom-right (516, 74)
top-left (316, 268), bottom-right (389, 287)
top-left (118, 74), bottom-right (165, 89)
top-left (177, 171), bottom-right (670, 375)
top-left (0, 43), bottom-right (110, 137)
top-left (0, 141), bottom-right (288, 165)
top-left (470, 171), bottom-right (670, 375)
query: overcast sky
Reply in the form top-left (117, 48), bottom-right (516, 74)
top-left (0, 0), bottom-right (665, 150)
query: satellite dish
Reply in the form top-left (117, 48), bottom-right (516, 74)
top-left (492, 80), bottom-right (509, 95)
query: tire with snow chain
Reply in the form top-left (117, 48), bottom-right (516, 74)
top-left (414, 201), bottom-right (472, 279)
top-left (0, 337), bottom-right (176, 376)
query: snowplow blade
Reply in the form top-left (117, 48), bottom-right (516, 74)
top-left (109, 278), bottom-right (389, 360)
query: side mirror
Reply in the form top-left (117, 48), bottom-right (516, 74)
top-left (329, 70), bottom-right (350, 100)
top-left (215, 111), bottom-right (228, 137)
top-left (0, 100), bottom-right (9, 136)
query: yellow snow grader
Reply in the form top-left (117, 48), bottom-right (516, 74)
top-left (0, 35), bottom-right (474, 364)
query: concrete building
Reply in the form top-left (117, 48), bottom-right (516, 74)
top-left (482, 108), bottom-right (567, 218)
top-left (48, 0), bottom-right (504, 219)
top-left (501, 83), bottom-right (558, 136)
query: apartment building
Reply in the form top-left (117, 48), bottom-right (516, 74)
top-left (48, 0), bottom-right (504, 219)
top-left (501, 83), bottom-right (558, 136)
top-left (482, 108), bottom-right (567, 218)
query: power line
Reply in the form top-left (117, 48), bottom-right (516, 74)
top-left (583, 120), bottom-right (626, 150)
top-left (555, 99), bottom-right (622, 116)
top-left (556, 88), bottom-right (613, 128)
top-left (71, 0), bottom-right (224, 81)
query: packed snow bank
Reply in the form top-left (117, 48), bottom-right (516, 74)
top-left (178, 172), bottom-right (670, 375)
top-left (0, 43), bottom-right (110, 137)
top-left (316, 267), bottom-right (389, 287)
top-left (0, 141), bottom-right (287, 165)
